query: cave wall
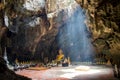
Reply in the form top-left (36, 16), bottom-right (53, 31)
top-left (0, 57), bottom-right (31, 80)
top-left (46, 0), bottom-right (120, 63)
top-left (0, 0), bottom-right (120, 64)
top-left (77, 0), bottom-right (120, 64)
top-left (0, 0), bottom-right (59, 63)
top-left (0, 0), bottom-right (8, 57)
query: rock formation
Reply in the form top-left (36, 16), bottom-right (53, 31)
top-left (0, 0), bottom-right (120, 65)
top-left (81, 0), bottom-right (120, 65)
top-left (0, 57), bottom-right (31, 80)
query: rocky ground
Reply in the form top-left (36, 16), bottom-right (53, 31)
top-left (0, 57), bottom-right (31, 80)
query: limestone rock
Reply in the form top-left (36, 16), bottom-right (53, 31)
top-left (0, 57), bottom-right (31, 80)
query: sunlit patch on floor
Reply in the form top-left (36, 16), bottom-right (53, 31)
top-left (75, 65), bottom-right (90, 71)
top-left (59, 65), bottom-right (102, 79)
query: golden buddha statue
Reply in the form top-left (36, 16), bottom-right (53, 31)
top-left (56, 49), bottom-right (64, 61)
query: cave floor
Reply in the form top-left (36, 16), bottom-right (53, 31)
top-left (16, 65), bottom-right (118, 80)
